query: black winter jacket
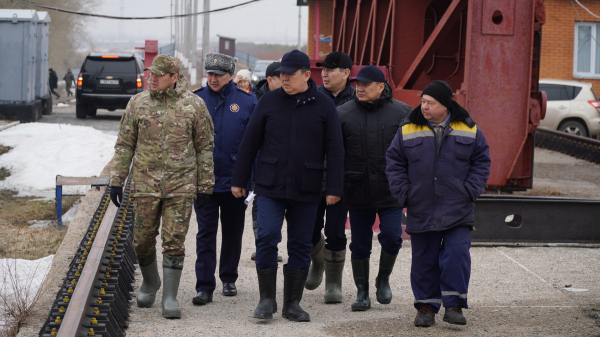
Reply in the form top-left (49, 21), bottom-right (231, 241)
top-left (231, 78), bottom-right (344, 203)
top-left (317, 79), bottom-right (355, 107)
top-left (338, 83), bottom-right (410, 209)
top-left (254, 79), bottom-right (269, 101)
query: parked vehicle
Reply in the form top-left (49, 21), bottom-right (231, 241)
top-left (251, 60), bottom-right (276, 85)
top-left (539, 79), bottom-right (600, 138)
top-left (75, 53), bottom-right (145, 119)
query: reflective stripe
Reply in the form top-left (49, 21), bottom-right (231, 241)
top-left (448, 130), bottom-right (476, 138)
top-left (441, 291), bottom-right (468, 299)
top-left (414, 298), bottom-right (443, 304)
top-left (403, 130), bottom-right (434, 140)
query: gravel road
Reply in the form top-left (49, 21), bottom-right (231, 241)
top-left (15, 131), bottom-right (600, 337)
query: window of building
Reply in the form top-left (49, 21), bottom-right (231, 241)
top-left (224, 41), bottom-right (230, 50)
top-left (574, 22), bottom-right (600, 78)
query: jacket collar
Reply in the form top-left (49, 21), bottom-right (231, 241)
top-left (207, 80), bottom-right (235, 98)
top-left (404, 100), bottom-right (475, 128)
top-left (147, 74), bottom-right (189, 99)
top-left (279, 78), bottom-right (319, 105)
top-left (354, 82), bottom-right (393, 112)
top-left (318, 78), bottom-right (354, 104)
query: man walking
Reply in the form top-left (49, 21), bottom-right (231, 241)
top-left (231, 50), bottom-right (344, 322)
top-left (304, 52), bottom-right (354, 304)
top-left (109, 54), bottom-right (215, 319)
top-left (49, 68), bottom-right (59, 100)
top-left (386, 80), bottom-right (491, 327)
top-left (249, 61), bottom-right (282, 261)
top-left (63, 69), bottom-right (76, 96)
top-left (192, 52), bottom-right (257, 305)
top-left (338, 65), bottom-right (410, 311)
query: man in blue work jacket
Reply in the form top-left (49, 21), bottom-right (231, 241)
top-left (231, 50), bottom-right (344, 322)
top-left (192, 52), bottom-right (257, 306)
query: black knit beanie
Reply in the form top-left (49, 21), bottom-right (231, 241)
top-left (421, 80), bottom-right (453, 109)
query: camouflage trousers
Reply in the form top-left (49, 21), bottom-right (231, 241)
top-left (133, 196), bottom-right (193, 263)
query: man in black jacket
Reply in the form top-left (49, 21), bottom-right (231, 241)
top-left (253, 62), bottom-right (281, 101)
top-left (304, 52), bottom-right (354, 304)
top-left (231, 50), bottom-right (344, 322)
top-left (337, 65), bottom-right (410, 312)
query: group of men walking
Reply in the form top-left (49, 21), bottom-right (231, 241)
top-left (109, 49), bottom-right (490, 328)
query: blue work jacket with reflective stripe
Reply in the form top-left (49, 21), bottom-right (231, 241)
top-left (194, 81), bottom-right (257, 192)
top-left (385, 102), bottom-right (491, 234)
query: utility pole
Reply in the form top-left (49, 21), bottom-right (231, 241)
top-left (170, 0), bottom-right (173, 44)
top-left (191, 0), bottom-right (198, 85)
top-left (201, 0), bottom-right (210, 80)
top-left (297, 6), bottom-right (301, 50)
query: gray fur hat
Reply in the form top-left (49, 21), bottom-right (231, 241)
top-left (204, 52), bottom-right (237, 75)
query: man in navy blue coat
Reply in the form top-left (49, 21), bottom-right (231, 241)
top-left (231, 50), bottom-right (344, 322)
top-left (192, 52), bottom-right (257, 306)
top-left (386, 80), bottom-right (490, 327)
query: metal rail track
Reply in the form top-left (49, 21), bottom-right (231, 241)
top-left (39, 183), bottom-right (136, 337)
top-left (535, 126), bottom-right (600, 163)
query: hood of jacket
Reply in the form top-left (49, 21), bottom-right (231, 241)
top-left (146, 74), bottom-right (190, 99)
top-left (354, 82), bottom-right (394, 112)
top-left (404, 99), bottom-right (476, 128)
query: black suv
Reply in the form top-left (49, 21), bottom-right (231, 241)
top-left (75, 53), bottom-right (145, 119)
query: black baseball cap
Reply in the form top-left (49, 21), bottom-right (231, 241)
top-left (351, 65), bottom-right (386, 83)
top-left (276, 50), bottom-right (311, 74)
top-left (266, 62), bottom-right (281, 77)
top-left (316, 51), bottom-right (352, 69)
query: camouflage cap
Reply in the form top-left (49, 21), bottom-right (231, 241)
top-left (204, 52), bottom-right (237, 75)
top-left (145, 54), bottom-right (180, 76)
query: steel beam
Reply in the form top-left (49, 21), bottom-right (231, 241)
top-left (473, 195), bottom-right (600, 243)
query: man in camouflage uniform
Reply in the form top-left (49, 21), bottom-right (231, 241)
top-left (109, 54), bottom-right (215, 319)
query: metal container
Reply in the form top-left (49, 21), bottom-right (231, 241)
top-left (0, 9), bottom-right (39, 104)
top-left (35, 11), bottom-right (50, 99)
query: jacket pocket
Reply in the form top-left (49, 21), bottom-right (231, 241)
top-left (454, 136), bottom-right (474, 161)
top-left (403, 137), bottom-right (423, 163)
top-left (299, 162), bottom-right (325, 193)
top-left (255, 156), bottom-right (278, 187)
top-left (343, 170), bottom-right (366, 203)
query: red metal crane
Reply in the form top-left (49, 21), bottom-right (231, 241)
top-left (312, 0), bottom-right (547, 190)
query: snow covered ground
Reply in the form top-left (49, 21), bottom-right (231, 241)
top-left (0, 123), bottom-right (116, 330)
top-left (0, 123), bottom-right (116, 198)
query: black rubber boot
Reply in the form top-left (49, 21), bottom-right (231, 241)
top-left (136, 252), bottom-right (162, 308)
top-left (351, 259), bottom-right (371, 311)
top-left (253, 267), bottom-right (278, 319)
top-left (282, 265), bottom-right (310, 322)
top-left (305, 234), bottom-right (324, 290)
top-left (323, 248), bottom-right (345, 303)
top-left (375, 249), bottom-right (398, 304)
top-left (162, 255), bottom-right (184, 319)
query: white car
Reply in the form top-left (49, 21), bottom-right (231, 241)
top-left (539, 79), bottom-right (600, 138)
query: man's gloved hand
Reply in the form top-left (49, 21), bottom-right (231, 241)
top-left (196, 193), bottom-right (211, 208)
top-left (110, 186), bottom-right (123, 208)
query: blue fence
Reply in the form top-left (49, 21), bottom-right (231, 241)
top-left (235, 50), bottom-right (261, 69)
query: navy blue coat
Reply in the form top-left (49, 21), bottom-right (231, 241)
top-left (231, 78), bottom-right (344, 203)
top-left (194, 81), bottom-right (257, 192)
top-left (385, 102), bottom-right (491, 234)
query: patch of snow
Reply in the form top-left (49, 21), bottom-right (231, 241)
top-left (0, 123), bottom-right (116, 199)
top-left (0, 256), bottom-right (54, 328)
top-left (27, 220), bottom-right (55, 229)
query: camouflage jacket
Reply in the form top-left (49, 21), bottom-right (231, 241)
top-left (110, 75), bottom-right (215, 198)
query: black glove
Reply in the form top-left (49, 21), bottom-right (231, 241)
top-left (110, 186), bottom-right (123, 208)
top-left (196, 193), bottom-right (211, 208)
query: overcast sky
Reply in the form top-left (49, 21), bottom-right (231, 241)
top-left (87, 0), bottom-right (309, 46)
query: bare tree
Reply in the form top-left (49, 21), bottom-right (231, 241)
top-left (7, 0), bottom-right (100, 76)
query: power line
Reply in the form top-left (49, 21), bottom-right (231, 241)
top-left (16, 0), bottom-right (261, 20)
